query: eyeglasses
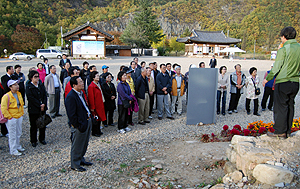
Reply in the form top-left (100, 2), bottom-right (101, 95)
top-left (33, 75), bottom-right (39, 78)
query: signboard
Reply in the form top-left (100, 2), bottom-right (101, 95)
top-left (271, 51), bottom-right (277, 60)
top-left (187, 68), bottom-right (218, 125)
top-left (73, 41), bottom-right (104, 55)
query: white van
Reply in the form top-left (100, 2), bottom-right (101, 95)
top-left (36, 49), bottom-right (63, 59)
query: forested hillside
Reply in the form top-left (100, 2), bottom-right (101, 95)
top-left (0, 0), bottom-right (299, 55)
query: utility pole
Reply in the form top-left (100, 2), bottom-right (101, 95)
top-left (61, 26), bottom-right (63, 48)
top-left (253, 39), bottom-right (256, 59)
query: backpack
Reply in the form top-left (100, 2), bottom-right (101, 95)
top-left (0, 94), bottom-right (10, 123)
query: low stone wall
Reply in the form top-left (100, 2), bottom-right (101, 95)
top-left (223, 131), bottom-right (300, 187)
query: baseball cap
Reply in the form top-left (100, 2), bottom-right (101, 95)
top-left (102, 65), bottom-right (109, 69)
top-left (7, 80), bottom-right (18, 87)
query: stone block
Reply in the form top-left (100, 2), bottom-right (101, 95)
top-left (231, 135), bottom-right (255, 145)
top-left (226, 147), bottom-right (232, 161)
top-left (290, 130), bottom-right (300, 137)
top-left (211, 184), bottom-right (226, 189)
top-left (236, 142), bottom-right (254, 155)
top-left (230, 150), bottom-right (237, 164)
top-left (253, 164), bottom-right (295, 185)
top-left (224, 161), bottom-right (237, 174)
top-left (244, 147), bottom-right (273, 164)
top-left (230, 170), bottom-right (243, 183)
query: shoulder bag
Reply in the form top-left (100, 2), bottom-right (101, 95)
top-left (251, 78), bottom-right (260, 95)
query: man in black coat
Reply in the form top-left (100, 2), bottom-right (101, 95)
top-left (1, 66), bottom-right (16, 93)
top-left (65, 76), bottom-right (93, 172)
top-left (135, 68), bottom-right (150, 125)
top-left (59, 54), bottom-right (72, 69)
top-left (130, 61), bottom-right (141, 85)
top-left (209, 55), bottom-right (217, 68)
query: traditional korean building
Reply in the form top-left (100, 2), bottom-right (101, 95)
top-left (177, 30), bottom-right (241, 56)
top-left (62, 21), bottom-right (114, 58)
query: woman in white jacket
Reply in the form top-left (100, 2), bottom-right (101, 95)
top-left (245, 67), bottom-right (260, 116)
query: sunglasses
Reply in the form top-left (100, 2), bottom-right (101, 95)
top-left (33, 75), bottom-right (39, 78)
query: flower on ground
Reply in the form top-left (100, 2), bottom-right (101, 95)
top-left (211, 133), bottom-right (215, 137)
top-left (233, 125), bottom-right (242, 131)
top-left (223, 125), bottom-right (229, 131)
top-left (258, 127), bottom-right (267, 134)
top-left (248, 125), bottom-right (254, 129)
top-left (268, 127), bottom-right (275, 133)
top-left (243, 129), bottom-right (250, 136)
top-left (251, 130), bottom-right (257, 134)
top-left (230, 129), bottom-right (241, 135)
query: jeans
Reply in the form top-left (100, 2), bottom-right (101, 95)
top-left (217, 90), bottom-right (227, 114)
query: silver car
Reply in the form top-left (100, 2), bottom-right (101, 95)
top-left (9, 52), bottom-right (35, 61)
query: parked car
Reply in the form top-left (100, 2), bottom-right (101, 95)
top-left (9, 52), bottom-right (35, 60)
top-left (36, 49), bottom-right (63, 60)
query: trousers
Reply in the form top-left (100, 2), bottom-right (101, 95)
top-left (261, 87), bottom-right (274, 110)
top-left (71, 119), bottom-right (91, 169)
top-left (118, 105), bottom-right (128, 130)
top-left (29, 113), bottom-right (46, 143)
top-left (157, 94), bottom-right (171, 118)
top-left (138, 93), bottom-right (150, 122)
top-left (245, 98), bottom-right (258, 114)
top-left (171, 89), bottom-right (183, 114)
top-left (49, 88), bottom-right (60, 116)
top-left (217, 90), bottom-right (227, 114)
top-left (6, 116), bottom-right (23, 154)
top-left (228, 89), bottom-right (241, 111)
top-left (273, 82), bottom-right (299, 134)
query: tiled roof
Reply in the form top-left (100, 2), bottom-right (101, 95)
top-left (62, 21), bottom-right (114, 40)
top-left (177, 30), bottom-right (241, 44)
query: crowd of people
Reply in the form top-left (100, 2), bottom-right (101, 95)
top-left (0, 26), bottom-right (299, 172)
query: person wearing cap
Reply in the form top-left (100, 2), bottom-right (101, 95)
top-left (170, 66), bottom-right (185, 116)
top-left (44, 65), bottom-right (62, 118)
top-left (26, 70), bottom-right (48, 147)
top-left (100, 65), bottom-right (109, 79)
top-left (135, 68), bottom-right (150, 125)
top-left (1, 80), bottom-right (25, 156)
top-left (261, 64), bottom-right (275, 111)
top-left (123, 67), bottom-right (135, 126)
top-left (59, 54), bottom-right (72, 69)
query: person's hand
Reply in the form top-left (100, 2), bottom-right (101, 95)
top-left (262, 79), bottom-right (268, 87)
top-left (149, 91), bottom-right (153, 96)
top-left (41, 104), bottom-right (45, 111)
top-left (91, 109), bottom-right (95, 112)
top-left (164, 91), bottom-right (168, 94)
top-left (111, 96), bottom-right (116, 100)
top-left (162, 87), bottom-right (167, 91)
top-left (129, 101), bottom-right (132, 104)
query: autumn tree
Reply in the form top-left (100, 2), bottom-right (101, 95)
top-left (11, 25), bottom-right (43, 54)
top-left (0, 35), bottom-right (14, 57)
top-left (169, 37), bottom-right (185, 56)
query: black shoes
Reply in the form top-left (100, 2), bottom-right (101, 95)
top-left (138, 121), bottom-right (146, 125)
top-left (247, 111), bottom-right (251, 115)
top-left (40, 141), bottom-right (47, 145)
top-left (217, 112), bottom-right (220, 115)
top-left (254, 113), bottom-right (261, 116)
top-left (32, 142), bottom-right (37, 147)
top-left (144, 120), bottom-right (150, 123)
top-left (51, 115), bottom-right (56, 119)
top-left (80, 161), bottom-right (93, 166)
top-left (167, 116), bottom-right (175, 120)
top-left (55, 114), bottom-right (62, 117)
top-left (72, 167), bottom-right (87, 172)
top-left (158, 117), bottom-right (162, 120)
top-left (92, 132), bottom-right (103, 137)
top-left (267, 131), bottom-right (287, 138)
top-left (109, 123), bottom-right (115, 126)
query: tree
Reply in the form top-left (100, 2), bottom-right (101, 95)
top-left (11, 25), bottom-right (43, 54)
top-left (181, 28), bottom-right (191, 37)
top-left (169, 37), bottom-right (185, 56)
top-left (120, 0), bottom-right (164, 51)
top-left (0, 35), bottom-right (14, 57)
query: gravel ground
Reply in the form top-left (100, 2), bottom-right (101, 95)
top-left (0, 57), bottom-right (299, 188)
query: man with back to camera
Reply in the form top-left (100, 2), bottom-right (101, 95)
top-left (65, 76), bottom-right (93, 172)
top-left (263, 26), bottom-right (300, 138)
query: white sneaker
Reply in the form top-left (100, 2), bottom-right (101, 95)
top-left (124, 127), bottom-right (131, 132)
top-left (118, 129), bottom-right (126, 134)
top-left (148, 116), bottom-right (153, 119)
top-left (12, 152), bottom-right (22, 156)
top-left (17, 148), bottom-right (25, 152)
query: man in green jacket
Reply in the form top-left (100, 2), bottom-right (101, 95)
top-left (263, 26), bottom-right (300, 138)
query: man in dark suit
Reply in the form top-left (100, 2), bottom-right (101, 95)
top-left (209, 55), bottom-right (217, 68)
top-left (130, 61), bottom-right (141, 85)
top-left (1, 66), bottom-right (16, 93)
top-left (59, 54), bottom-right (72, 69)
top-left (65, 76), bottom-right (93, 172)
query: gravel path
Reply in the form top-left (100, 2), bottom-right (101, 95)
top-left (0, 57), bottom-right (299, 188)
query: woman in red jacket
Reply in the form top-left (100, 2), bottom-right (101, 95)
top-left (88, 71), bottom-right (106, 137)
